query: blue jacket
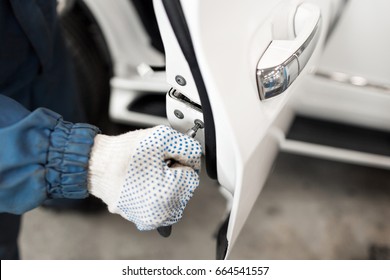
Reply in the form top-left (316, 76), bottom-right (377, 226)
top-left (0, 0), bottom-right (100, 214)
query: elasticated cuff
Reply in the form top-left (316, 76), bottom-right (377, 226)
top-left (45, 119), bottom-right (100, 199)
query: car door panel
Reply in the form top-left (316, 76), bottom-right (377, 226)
top-left (154, 0), bottom-right (343, 258)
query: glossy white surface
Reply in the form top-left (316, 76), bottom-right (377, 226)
top-left (156, 0), bottom-right (338, 258)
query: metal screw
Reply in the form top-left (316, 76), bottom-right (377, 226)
top-left (174, 109), bottom-right (184, 119)
top-left (194, 119), bottom-right (204, 128)
top-left (185, 119), bottom-right (204, 138)
top-left (175, 75), bottom-right (187, 86)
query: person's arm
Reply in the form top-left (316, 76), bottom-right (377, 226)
top-left (0, 94), bottom-right (99, 214)
top-left (0, 94), bottom-right (202, 230)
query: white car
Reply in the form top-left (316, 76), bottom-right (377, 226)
top-left (58, 0), bottom-right (390, 259)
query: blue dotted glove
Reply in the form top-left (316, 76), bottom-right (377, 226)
top-left (88, 125), bottom-right (202, 230)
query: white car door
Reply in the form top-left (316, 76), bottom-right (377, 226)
top-left (154, 0), bottom-right (345, 259)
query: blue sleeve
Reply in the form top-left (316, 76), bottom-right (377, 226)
top-left (0, 95), bottom-right (100, 214)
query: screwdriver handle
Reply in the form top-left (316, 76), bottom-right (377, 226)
top-left (157, 226), bottom-right (172, 237)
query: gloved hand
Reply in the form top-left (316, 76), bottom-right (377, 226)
top-left (87, 125), bottom-right (202, 230)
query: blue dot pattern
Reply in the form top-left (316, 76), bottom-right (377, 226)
top-left (117, 125), bottom-right (202, 230)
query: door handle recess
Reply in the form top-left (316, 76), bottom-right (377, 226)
top-left (256, 3), bottom-right (321, 100)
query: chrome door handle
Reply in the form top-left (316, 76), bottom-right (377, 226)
top-left (256, 3), bottom-right (321, 100)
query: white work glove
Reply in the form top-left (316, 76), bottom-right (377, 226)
top-left (87, 125), bottom-right (202, 230)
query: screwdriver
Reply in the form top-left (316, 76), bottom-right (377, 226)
top-left (157, 119), bottom-right (204, 238)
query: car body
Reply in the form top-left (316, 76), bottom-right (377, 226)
top-left (58, 0), bottom-right (390, 259)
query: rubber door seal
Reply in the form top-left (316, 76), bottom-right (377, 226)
top-left (162, 0), bottom-right (218, 179)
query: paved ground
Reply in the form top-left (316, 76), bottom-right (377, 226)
top-left (19, 153), bottom-right (390, 259)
